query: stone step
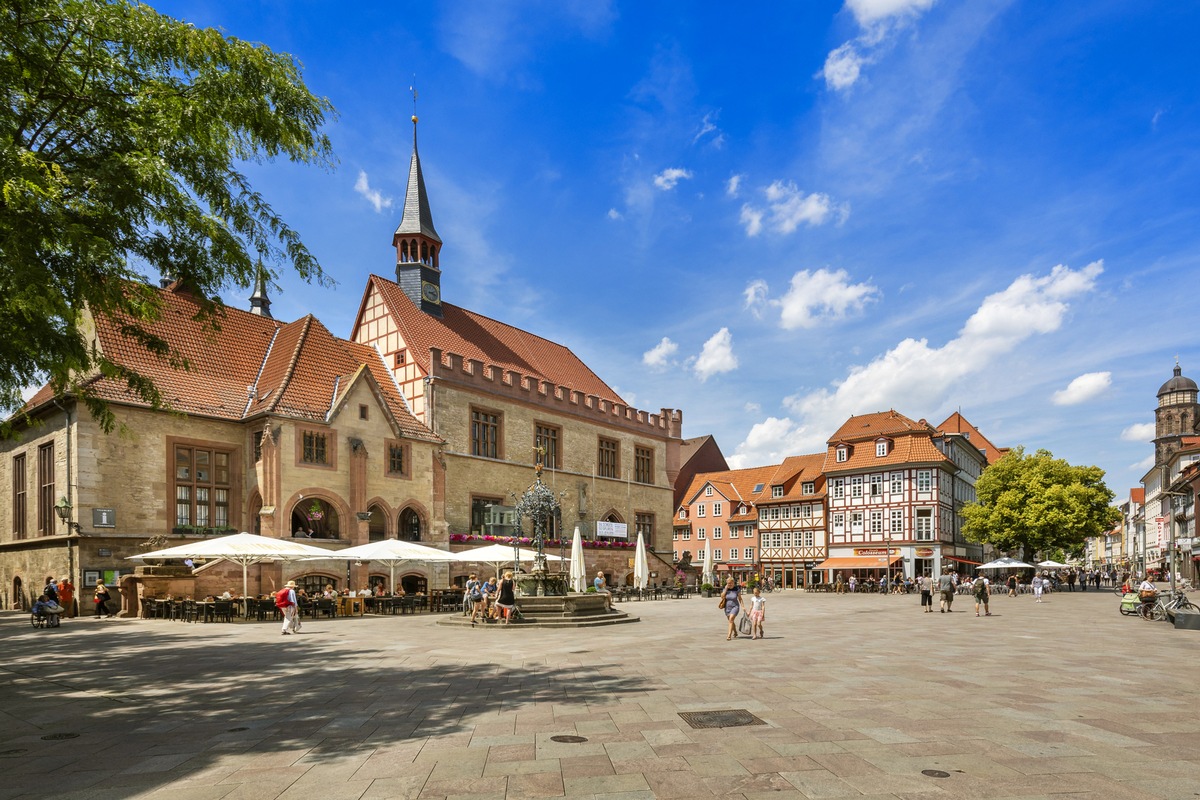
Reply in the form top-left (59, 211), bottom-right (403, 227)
top-left (436, 611), bottom-right (639, 629)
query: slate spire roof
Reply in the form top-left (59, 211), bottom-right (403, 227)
top-left (393, 117), bottom-right (441, 244)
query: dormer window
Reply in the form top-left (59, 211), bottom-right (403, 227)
top-left (836, 447), bottom-right (848, 463)
top-left (739, 505), bottom-right (747, 515)
top-left (705, 486), bottom-right (713, 496)
top-left (678, 509), bottom-right (686, 519)
top-left (772, 486), bottom-right (784, 499)
top-left (876, 441), bottom-right (887, 457)
top-left (802, 481), bottom-right (814, 495)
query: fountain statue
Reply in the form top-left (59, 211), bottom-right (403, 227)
top-left (512, 454), bottom-right (567, 596)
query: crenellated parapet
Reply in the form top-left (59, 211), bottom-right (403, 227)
top-left (429, 347), bottom-right (682, 437)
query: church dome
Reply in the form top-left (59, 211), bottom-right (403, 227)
top-left (1158, 363), bottom-right (1198, 397)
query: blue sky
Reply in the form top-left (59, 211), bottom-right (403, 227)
top-left (150, 0), bottom-right (1198, 494)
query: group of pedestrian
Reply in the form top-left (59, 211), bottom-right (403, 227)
top-left (35, 575), bottom-right (113, 620)
top-left (464, 571), bottom-right (518, 625)
top-left (717, 577), bottom-right (766, 640)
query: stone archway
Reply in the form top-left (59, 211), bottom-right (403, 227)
top-left (398, 507), bottom-right (423, 541)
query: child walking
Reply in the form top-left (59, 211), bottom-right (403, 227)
top-left (749, 586), bottom-right (766, 639)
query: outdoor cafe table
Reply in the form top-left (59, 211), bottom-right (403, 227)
top-left (337, 596), bottom-right (365, 616)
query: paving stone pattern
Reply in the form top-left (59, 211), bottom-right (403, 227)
top-left (1, 590), bottom-right (1197, 799)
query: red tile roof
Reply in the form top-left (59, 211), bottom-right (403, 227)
top-left (936, 411), bottom-right (1009, 465)
top-left (823, 411), bottom-right (953, 473)
top-left (23, 285), bottom-right (438, 442)
top-left (828, 409), bottom-right (933, 444)
top-left (362, 275), bottom-right (625, 403)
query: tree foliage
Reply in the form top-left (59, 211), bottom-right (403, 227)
top-left (962, 446), bottom-right (1121, 559)
top-left (0, 0), bottom-right (335, 433)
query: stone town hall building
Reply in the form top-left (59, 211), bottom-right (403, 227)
top-left (0, 119), bottom-right (683, 611)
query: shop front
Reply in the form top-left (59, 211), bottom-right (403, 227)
top-left (761, 560), bottom-right (823, 589)
top-left (817, 550), bottom-right (903, 584)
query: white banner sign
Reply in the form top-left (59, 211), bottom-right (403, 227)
top-left (596, 521), bottom-right (628, 539)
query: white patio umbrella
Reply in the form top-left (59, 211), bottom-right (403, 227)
top-left (318, 539), bottom-right (459, 594)
top-left (451, 543), bottom-right (564, 578)
top-left (569, 526), bottom-right (587, 592)
top-left (128, 532), bottom-right (335, 615)
top-left (977, 556), bottom-right (1034, 570)
top-left (633, 532), bottom-right (650, 590)
top-left (1037, 560), bottom-right (1071, 569)
top-left (702, 539), bottom-right (714, 586)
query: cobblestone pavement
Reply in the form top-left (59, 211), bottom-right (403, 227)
top-left (2, 589), bottom-right (1197, 799)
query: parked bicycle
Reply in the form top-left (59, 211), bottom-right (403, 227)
top-left (1138, 589), bottom-right (1200, 621)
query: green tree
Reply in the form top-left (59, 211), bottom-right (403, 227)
top-left (962, 446), bottom-right (1121, 560)
top-left (1, 0), bottom-right (335, 433)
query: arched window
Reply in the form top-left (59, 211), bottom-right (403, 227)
top-left (249, 492), bottom-right (263, 535)
top-left (430, 246), bottom-right (437, 267)
top-left (291, 498), bottom-right (341, 539)
top-left (398, 507), bottom-right (422, 541)
top-left (420, 241), bottom-right (429, 264)
top-left (400, 573), bottom-right (427, 594)
top-left (400, 241), bottom-right (409, 262)
top-left (367, 505), bottom-right (386, 542)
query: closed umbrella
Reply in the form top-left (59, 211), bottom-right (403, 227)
top-left (633, 532), bottom-right (650, 590)
top-left (702, 539), bottom-right (714, 586)
top-left (569, 526), bottom-right (587, 592)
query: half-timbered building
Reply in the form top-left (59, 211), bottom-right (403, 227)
top-left (821, 410), bottom-right (987, 581)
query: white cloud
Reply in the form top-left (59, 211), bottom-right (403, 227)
top-left (693, 111), bottom-right (721, 145)
top-left (775, 268), bottom-right (880, 329)
top-left (693, 328), bottom-right (738, 381)
top-left (740, 180), bottom-right (848, 236)
top-left (1051, 372), bottom-right (1112, 406)
top-left (728, 261), bottom-right (1104, 466)
top-left (726, 174), bottom-right (744, 198)
top-left (354, 171), bottom-right (393, 214)
top-left (846, 0), bottom-right (936, 26)
top-left (642, 337), bottom-right (679, 369)
top-left (739, 204), bottom-right (765, 236)
top-left (744, 402), bottom-right (761, 414)
top-left (1121, 422), bottom-right (1156, 443)
top-left (823, 42), bottom-right (865, 91)
top-left (822, 0), bottom-right (937, 91)
top-left (653, 167), bottom-right (693, 191)
top-left (743, 279), bottom-right (769, 319)
top-left (1130, 453), bottom-right (1155, 472)
top-left (607, 208), bottom-right (623, 220)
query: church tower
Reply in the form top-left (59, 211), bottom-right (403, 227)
top-left (1154, 360), bottom-right (1199, 466)
top-left (393, 114), bottom-right (443, 318)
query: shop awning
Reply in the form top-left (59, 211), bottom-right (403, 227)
top-left (945, 556), bottom-right (981, 565)
top-left (816, 555), bottom-right (902, 571)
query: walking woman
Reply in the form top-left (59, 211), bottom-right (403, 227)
top-left (94, 580), bottom-right (112, 619)
top-left (719, 577), bottom-right (742, 640)
top-left (495, 571), bottom-right (517, 624)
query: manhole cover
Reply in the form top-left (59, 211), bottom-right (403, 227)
top-left (0, 749), bottom-right (28, 756)
top-left (40, 733), bottom-right (79, 741)
top-left (922, 769), bottom-right (950, 778)
top-left (679, 710), bottom-right (766, 730)
top-left (549, 735), bottom-right (588, 743)
top-left (227, 727), bottom-right (249, 732)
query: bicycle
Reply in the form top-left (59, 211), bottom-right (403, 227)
top-left (1138, 590), bottom-right (1200, 621)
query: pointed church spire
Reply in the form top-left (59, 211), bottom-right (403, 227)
top-left (249, 262), bottom-right (273, 318)
top-left (393, 112), bottom-right (441, 258)
top-left (393, 94), bottom-right (444, 318)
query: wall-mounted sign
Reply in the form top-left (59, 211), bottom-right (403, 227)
top-left (97, 548), bottom-right (112, 557)
top-left (596, 521), bottom-right (628, 539)
top-left (854, 547), bottom-right (890, 556)
top-left (92, 508), bottom-right (116, 528)
top-left (915, 547), bottom-right (935, 557)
